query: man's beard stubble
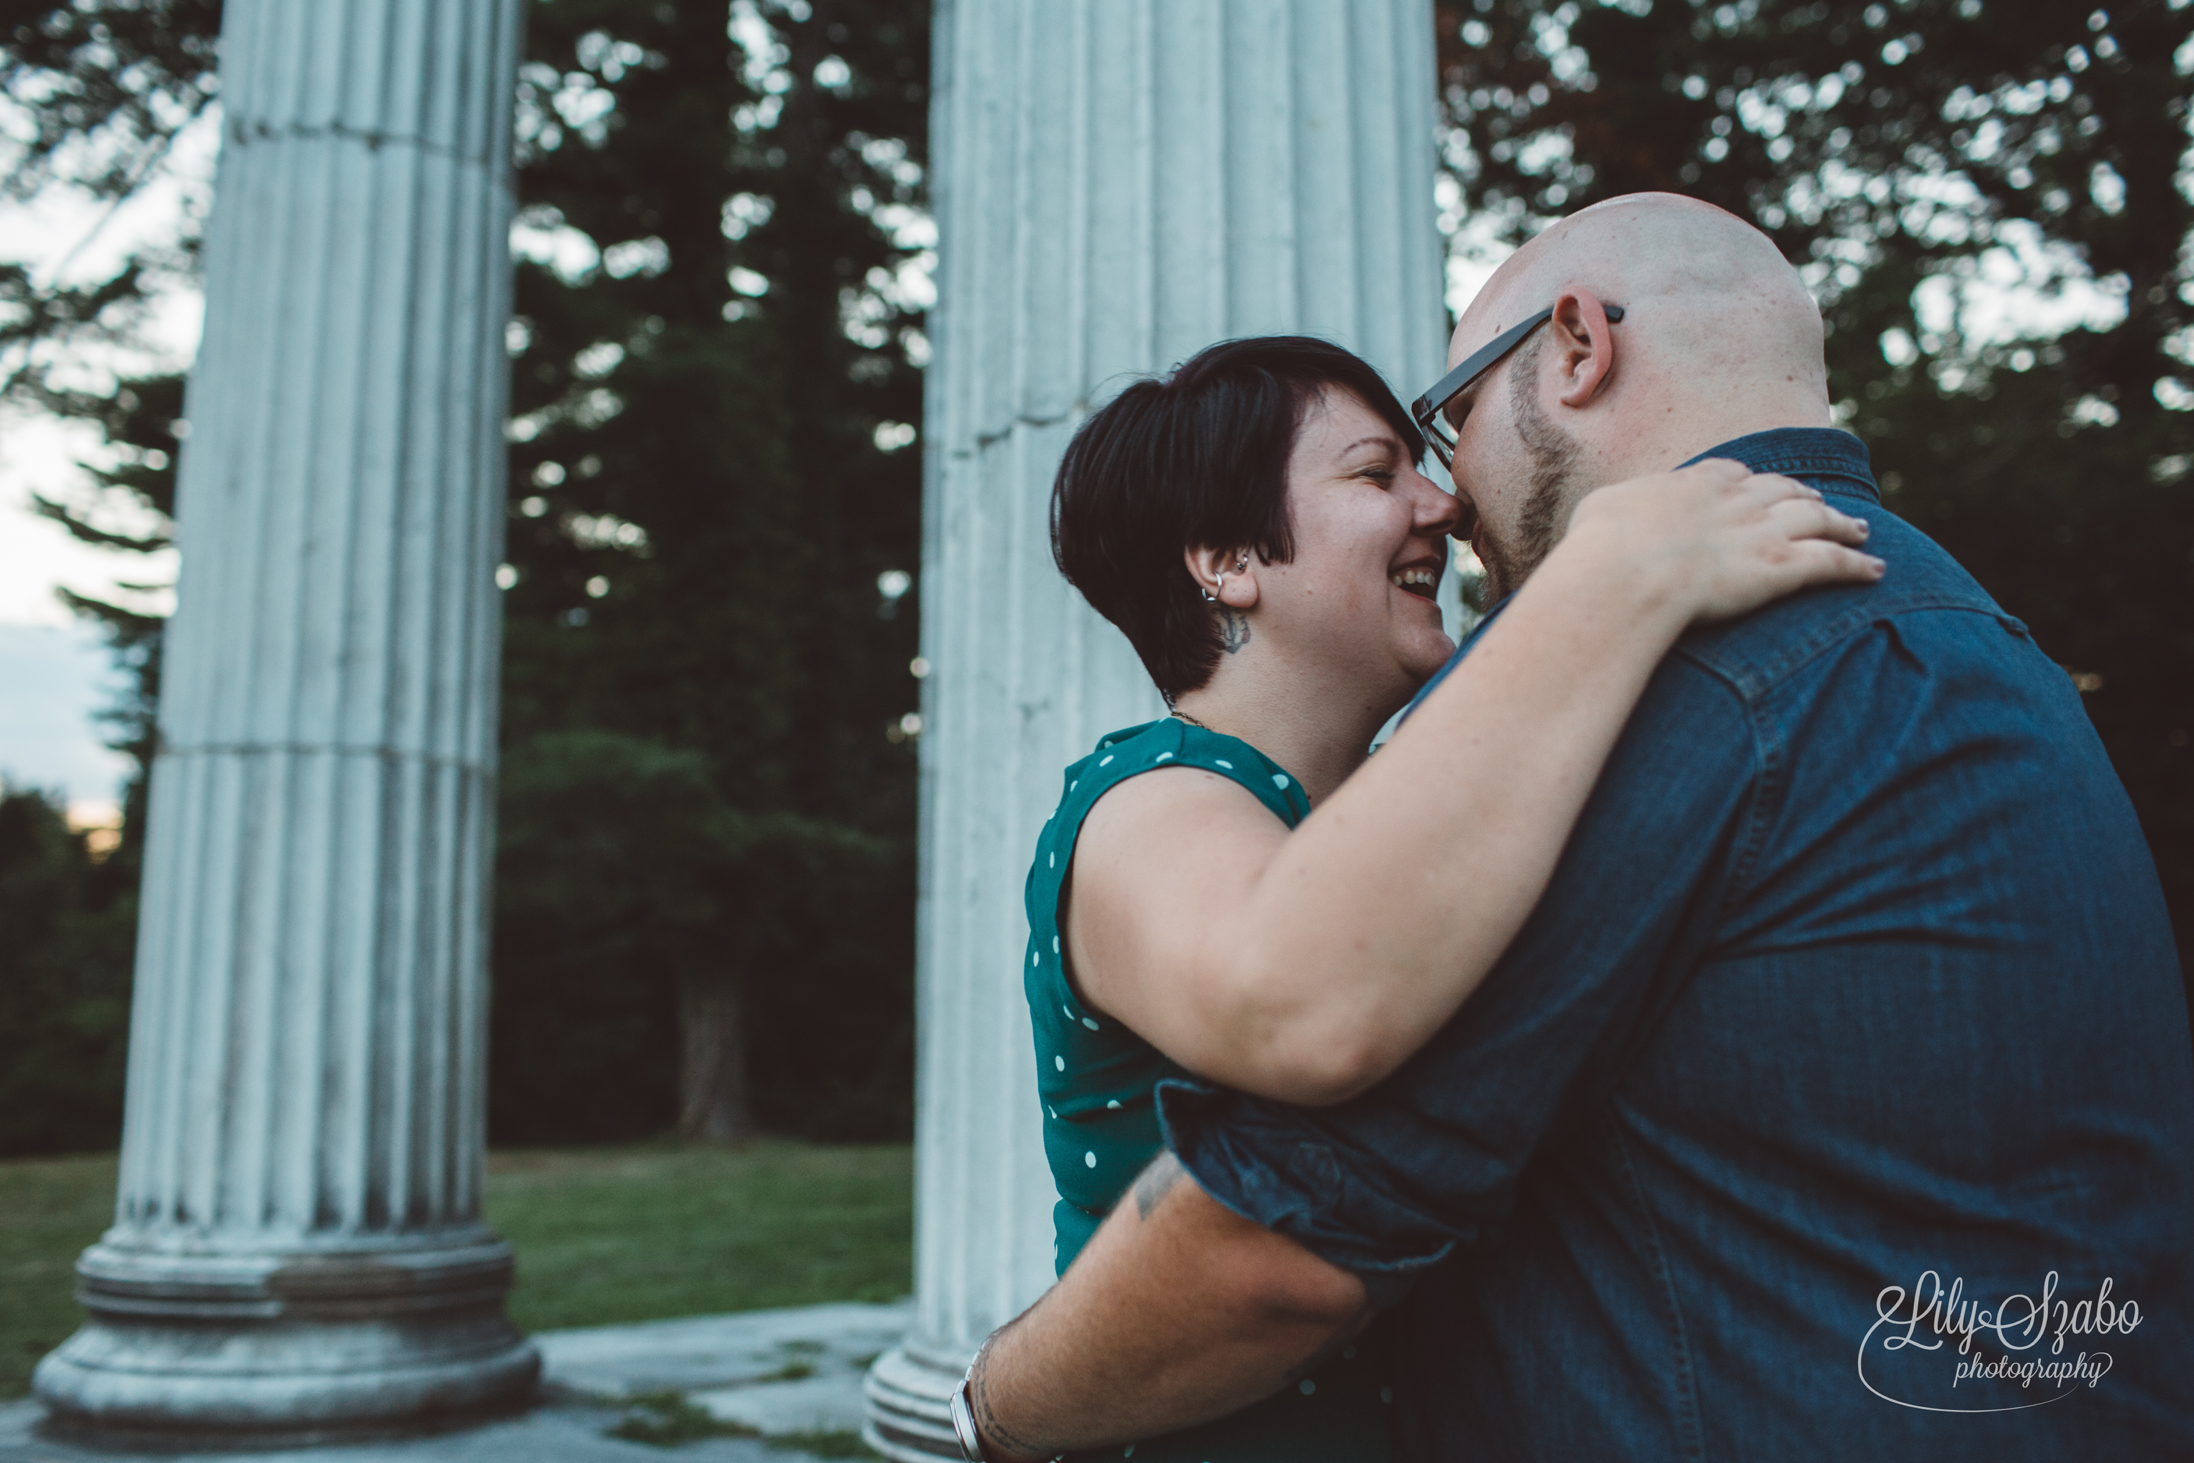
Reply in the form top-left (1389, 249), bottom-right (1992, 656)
top-left (1475, 337), bottom-right (1585, 604)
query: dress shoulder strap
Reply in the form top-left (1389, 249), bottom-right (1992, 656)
top-left (1025, 719), bottom-right (1308, 942)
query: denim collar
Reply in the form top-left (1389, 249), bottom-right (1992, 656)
top-left (1676, 427), bottom-right (1879, 504)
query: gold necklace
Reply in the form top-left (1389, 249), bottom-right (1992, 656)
top-left (1169, 708), bottom-right (1210, 730)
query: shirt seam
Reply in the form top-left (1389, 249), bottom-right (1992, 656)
top-left (1677, 598), bottom-right (2016, 703)
top-left (1728, 677), bottom-right (1783, 911)
top-left (1610, 1118), bottom-right (1709, 1462)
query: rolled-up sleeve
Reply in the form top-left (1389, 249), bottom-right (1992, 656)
top-left (1158, 654), bottom-right (1762, 1282)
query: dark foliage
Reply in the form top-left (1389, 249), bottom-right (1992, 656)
top-left (488, 730), bottom-right (909, 1143)
top-left (1436, 0), bottom-right (2194, 981)
top-left (493, 0), bottom-right (929, 1140)
top-left (0, 787), bottom-right (134, 1154)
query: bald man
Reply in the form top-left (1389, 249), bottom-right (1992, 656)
top-left (962, 196), bottom-right (2194, 1460)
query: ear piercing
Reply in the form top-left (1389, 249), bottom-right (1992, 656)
top-left (1206, 553), bottom-right (1251, 603)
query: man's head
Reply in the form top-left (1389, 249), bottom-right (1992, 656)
top-left (1436, 193), bottom-right (1833, 599)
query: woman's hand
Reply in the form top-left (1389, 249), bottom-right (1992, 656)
top-left (1567, 458), bottom-right (1884, 625)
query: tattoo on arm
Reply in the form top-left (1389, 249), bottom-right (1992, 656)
top-left (1217, 607), bottom-right (1251, 653)
top-left (1132, 1153), bottom-right (1186, 1220)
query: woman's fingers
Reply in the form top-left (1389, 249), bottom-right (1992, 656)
top-left (1577, 461), bottom-right (1887, 622)
top-left (1780, 538), bottom-right (1888, 587)
top-left (1762, 493), bottom-right (1871, 546)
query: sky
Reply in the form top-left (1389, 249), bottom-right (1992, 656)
top-left (0, 109), bottom-right (210, 819)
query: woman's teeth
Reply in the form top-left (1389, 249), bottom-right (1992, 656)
top-left (1390, 566), bottom-right (1438, 599)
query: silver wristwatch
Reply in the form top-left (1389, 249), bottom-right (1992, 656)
top-left (948, 1374), bottom-right (987, 1461)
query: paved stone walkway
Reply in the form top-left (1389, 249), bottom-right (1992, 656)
top-left (0, 1301), bottom-right (910, 1463)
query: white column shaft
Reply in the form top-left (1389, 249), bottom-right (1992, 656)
top-left (868, 2), bottom-right (1442, 1455)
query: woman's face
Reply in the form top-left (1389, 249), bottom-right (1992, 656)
top-left (1252, 386), bottom-right (1463, 713)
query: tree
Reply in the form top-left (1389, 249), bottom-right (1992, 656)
top-left (1436, 0), bottom-right (2194, 987)
top-left (0, 784), bottom-right (134, 1155)
top-left (495, 0), bottom-right (929, 1139)
top-left (2, 1), bottom-right (212, 881)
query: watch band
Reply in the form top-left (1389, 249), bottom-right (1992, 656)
top-left (949, 1375), bottom-right (988, 1461)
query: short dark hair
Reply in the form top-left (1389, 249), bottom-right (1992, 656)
top-left (1050, 336), bottom-right (1425, 700)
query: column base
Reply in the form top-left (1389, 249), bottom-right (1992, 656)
top-left (862, 1339), bottom-right (971, 1461)
top-left (32, 1225), bottom-right (541, 1450)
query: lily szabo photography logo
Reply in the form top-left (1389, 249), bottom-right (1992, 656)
top-left (1858, 1270), bottom-right (2141, 1413)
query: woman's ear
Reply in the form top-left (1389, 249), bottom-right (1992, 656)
top-left (1549, 289), bottom-right (1618, 408)
top-left (1183, 545), bottom-right (1260, 609)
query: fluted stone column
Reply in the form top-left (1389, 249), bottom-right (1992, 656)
top-left (863, 2), bottom-right (1444, 1455)
top-left (33, 0), bottom-right (534, 1445)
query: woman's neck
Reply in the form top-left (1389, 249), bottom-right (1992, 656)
top-left (1170, 661), bottom-right (1395, 807)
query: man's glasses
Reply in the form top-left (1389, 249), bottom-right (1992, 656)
top-left (1411, 302), bottom-right (1625, 471)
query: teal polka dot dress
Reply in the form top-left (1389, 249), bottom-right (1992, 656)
top-left (1023, 718), bottom-right (1394, 1463)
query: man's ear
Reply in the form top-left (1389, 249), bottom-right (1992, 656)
top-left (1548, 289), bottom-right (1618, 409)
top-left (1183, 545), bottom-right (1259, 609)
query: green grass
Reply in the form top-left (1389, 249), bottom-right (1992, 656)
top-left (0, 1152), bottom-right (116, 1402)
top-left (489, 1142), bottom-right (912, 1332)
top-left (0, 1142), bottom-right (913, 1400)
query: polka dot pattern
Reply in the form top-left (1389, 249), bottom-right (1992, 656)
top-left (1023, 720), bottom-right (1385, 1455)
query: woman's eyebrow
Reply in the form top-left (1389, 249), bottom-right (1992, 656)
top-left (1335, 434), bottom-right (1402, 459)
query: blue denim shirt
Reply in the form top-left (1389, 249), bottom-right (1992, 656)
top-left (1158, 429), bottom-right (2194, 1459)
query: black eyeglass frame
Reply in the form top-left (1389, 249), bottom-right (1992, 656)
top-left (1410, 301), bottom-right (1625, 470)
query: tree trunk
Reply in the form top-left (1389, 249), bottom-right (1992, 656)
top-left (678, 977), bottom-right (757, 1144)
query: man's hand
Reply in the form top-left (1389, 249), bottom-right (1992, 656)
top-left (967, 1154), bottom-right (1371, 1461)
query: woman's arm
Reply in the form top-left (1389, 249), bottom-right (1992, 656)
top-left (1067, 461), bottom-right (1879, 1105)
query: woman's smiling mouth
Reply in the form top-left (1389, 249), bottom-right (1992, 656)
top-left (1390, 564), bottom-right (1441, 601)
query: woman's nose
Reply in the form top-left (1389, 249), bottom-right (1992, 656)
top-left (1406, 467), bottom-right (1464, 537)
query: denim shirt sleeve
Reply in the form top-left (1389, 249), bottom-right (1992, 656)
top-left (1157, 654), bottom-right (1763, 1289)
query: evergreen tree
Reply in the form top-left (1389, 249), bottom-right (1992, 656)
top-left (494, 0), bottom-right (928, 1141)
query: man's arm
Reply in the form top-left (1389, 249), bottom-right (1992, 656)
top-left (967, 1154), bottom-right (1369, 1462)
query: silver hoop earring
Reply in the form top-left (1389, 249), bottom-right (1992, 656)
top-left (1201, 586), bottom-right (1216, 603)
